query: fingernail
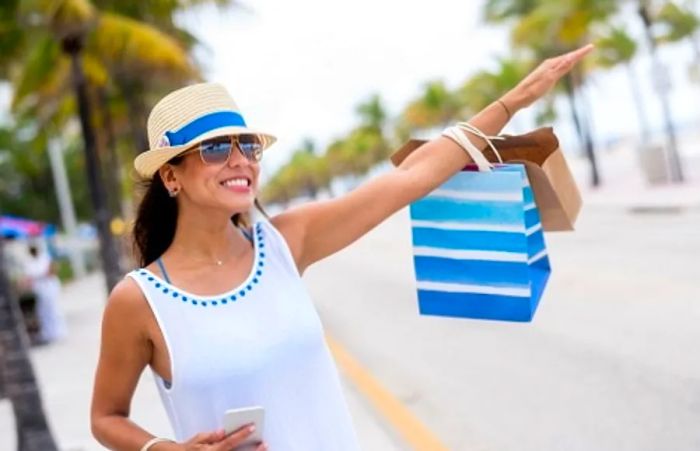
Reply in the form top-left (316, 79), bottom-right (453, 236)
top-left (248, 425), bottom-right (256, 433)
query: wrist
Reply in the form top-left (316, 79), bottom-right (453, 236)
top-left (148, 440), bottom-right (180, 451)
top-left (499, 89), bottom-right (529, 114)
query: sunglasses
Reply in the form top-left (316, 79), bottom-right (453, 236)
top-left (181, 134), bottom-right (264, 165)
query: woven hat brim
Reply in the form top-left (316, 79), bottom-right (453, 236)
top-left (134, 126), bottom-right (277, 179)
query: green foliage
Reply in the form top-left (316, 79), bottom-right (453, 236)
top-left (655, 2), bottom-right (700, 43)
top-left (594, 26), bottom-right (637, 68)
top-left (0, 0), bottom-right (229, 226)
top-left (0, 125), bottom-right (92, 223)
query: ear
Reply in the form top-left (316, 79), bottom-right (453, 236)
top-left (159, 164), bottom-right (178, 190)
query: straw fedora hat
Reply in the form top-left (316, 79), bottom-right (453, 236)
top-left (134, 82), bottom-right (277, 178)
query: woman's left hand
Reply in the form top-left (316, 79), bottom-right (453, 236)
top-left (502, 44), bottom-right (594, 111)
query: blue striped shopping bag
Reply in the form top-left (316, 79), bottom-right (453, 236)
top-left (410, 163), bottom-right (550, 322)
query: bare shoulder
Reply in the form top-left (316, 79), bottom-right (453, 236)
top-left (270, 208), bottom-right (310, 269)
top-left (102, 277), bottom-right (151, 336)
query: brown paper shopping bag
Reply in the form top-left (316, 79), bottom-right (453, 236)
top-left (390, 127), bottom-right (582, 231)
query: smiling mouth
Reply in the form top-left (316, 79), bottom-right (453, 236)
top-left (220, 177), bottom-right (251, 188)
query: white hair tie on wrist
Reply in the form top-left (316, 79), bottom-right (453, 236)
top-left (140, 437), bottom-right (174, 451)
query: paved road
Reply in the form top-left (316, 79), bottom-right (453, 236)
top-left (304, 205), bottom-right (700, 451)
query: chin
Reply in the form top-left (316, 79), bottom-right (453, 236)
top-left (221, 198), bottom-right (255, 216)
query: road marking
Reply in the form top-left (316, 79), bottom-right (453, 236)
top-left (326, 335), bottom-right (449, 451)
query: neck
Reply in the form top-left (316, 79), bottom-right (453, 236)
top-left (167, 203), bottom-right (249, 267)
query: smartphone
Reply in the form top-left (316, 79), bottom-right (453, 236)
top-left (223, 406), bottom-right (265, 448)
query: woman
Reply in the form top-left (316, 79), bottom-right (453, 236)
top-left (24, 244), bottom-right (66, 344)
top-left (91, 45), bottom-right (593, 451)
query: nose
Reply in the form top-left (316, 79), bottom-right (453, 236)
top-left (227, 141), bottom-right (250, 167)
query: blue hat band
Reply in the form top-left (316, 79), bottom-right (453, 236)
top-left (163, 111), bottom-right (247, 147)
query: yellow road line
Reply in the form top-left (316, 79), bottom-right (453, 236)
top-left (326, 335), bottom-right (449, 451)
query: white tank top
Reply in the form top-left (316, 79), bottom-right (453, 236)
top-left (127, 221), bottom-right (359, 450)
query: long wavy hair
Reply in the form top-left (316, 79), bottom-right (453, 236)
top-left (132, 156), bottom-right (267, 267)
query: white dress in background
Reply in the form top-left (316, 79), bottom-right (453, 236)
top-left (24, 251), bottom-right (67, 342)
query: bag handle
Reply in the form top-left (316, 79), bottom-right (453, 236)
top-left (456, 122), bottom-right (506, 164)
top-left (441, 123), bottom-right (505, 172)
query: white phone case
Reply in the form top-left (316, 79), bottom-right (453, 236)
top-left (222, 406), bottom-right (265, 447)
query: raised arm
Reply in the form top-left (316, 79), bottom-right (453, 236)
top-left (272, 45), bottom-right (594, 273)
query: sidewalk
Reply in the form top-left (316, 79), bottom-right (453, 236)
top-left (569, 143), bottom-right (700, 210)
top-left (0, 274), bottom-right (402, 451)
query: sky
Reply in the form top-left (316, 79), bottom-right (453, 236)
top-left (175, 0), bottom-right (700, 176)
top-left (2, 0), bottom-right (697, 175)
top-left (176, 0), bottom-right (510, 174)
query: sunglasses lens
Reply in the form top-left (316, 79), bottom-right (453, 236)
top-left (236, 134), bottom-right (264, 162)
top-left (200, 139), bottom-right (232, 164)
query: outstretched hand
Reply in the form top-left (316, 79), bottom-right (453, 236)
top-left (503, 44), bottom-right (594, 111)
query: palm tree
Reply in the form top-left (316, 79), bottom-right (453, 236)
top-left (0, 238), bottom-right (58, 451)
top-left (457, 57), bottom-right (530, 116)
top-left (483, 0), bottom-right (539, 20)
top-left (92, 10), bottom-right (200, 155)
top-left (63, 31), bottom-right (124, 291)
top-left (656, 1), bottom-right (700, 44)
top-left (25, 0), bottom-right (125, 291)
top-left (356, 94), bottom-right (387, 132)
top-left (657, 0), bottom-right (700, 82)
top-left (7, 0), bottom-right (210, 290)
top-left (400, 80), bottom-right (462, 131)
top-left (262, 139), bottom-right (328, 203)
top-left (484, 0), bottom-right (620, 186)
top-left (595, 26), bottom-right (653, 143)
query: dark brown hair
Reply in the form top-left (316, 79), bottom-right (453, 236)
top-left (132, 157), bottom-right (267, 267)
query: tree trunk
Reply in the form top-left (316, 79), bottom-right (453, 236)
top-left (62, 35), bottom-right (123, 292)
top-left (626, 63), bottom-right (652, 143)
top-left (0, 239), bottom-right (58, 451)
top-left (96, 86), bottom-right (125, 220)
top-left (116, 78), bottom-right (150, 156)
top-left (564, 73), bottom-right (601, 187)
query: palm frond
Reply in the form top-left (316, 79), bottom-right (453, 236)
top-left (89, 12), bottom-right (197, 79)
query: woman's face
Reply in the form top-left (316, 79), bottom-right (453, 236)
top-left (163, 139), bottom-right (260, 215)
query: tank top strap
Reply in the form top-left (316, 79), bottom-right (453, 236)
top-left (239, 226), bottom-right (254, 243)
top-left (155, 258), bottom-right (172, 284)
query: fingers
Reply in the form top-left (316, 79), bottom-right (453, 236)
top-left (190, 429), bottom-right (227, 445)
top-left (212, 424), bottom-right (256, 450)
top-left (547, 44), bottom-right (594, 76)
top-left (569, 43), bottom-right (595, 60)
top-left (555, 44), bottom-right (595, 70)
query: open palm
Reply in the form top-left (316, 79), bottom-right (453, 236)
top-left (512, 44), bottom-right (594, 109)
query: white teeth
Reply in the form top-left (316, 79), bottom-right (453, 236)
top-left (222, 178), bottom-right (249, 187)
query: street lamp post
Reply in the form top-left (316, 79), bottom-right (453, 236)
top-left (638, 1), bottom-right (685, 183)
top-left (47, 139), bottom-right (86, 278)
